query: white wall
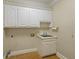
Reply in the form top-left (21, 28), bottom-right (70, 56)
top-left (53, 0), bottom-right (75, 59)
top-left (3, 29), bottom-right (9, 54)
top-left (3, 28), bottom-right (53, 52)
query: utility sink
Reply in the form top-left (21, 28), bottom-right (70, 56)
top-left (37, 33), bottom-right (57, 40)
top-left (40, 35), bottom-right (52, 37)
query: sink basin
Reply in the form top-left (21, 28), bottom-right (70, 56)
top-left (40, 35), bottom-right (52, 37)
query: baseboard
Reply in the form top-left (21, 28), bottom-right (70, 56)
top-left (56, 52), bottom-right (67, 59)
top-left (8, 48), bottom-right (37, 57)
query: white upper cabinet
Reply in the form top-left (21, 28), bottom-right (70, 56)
top-left (29, 8), bottom-right (53, 27)
top-left (17, 7), bottom-right (40, 27)
top-left (4, 4), bottom-right (53, 28)
top-left (39, 10), bottom-right (53, 22)
top-left (4, 4), bottom-right (17, 27)
top-left (39, 10), bottom-right (53, 27)
top-left (17, 7), bottom-right (30, 27)
top-left (30, 8), bottom-right (40, 27)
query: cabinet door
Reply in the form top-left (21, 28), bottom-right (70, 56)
top-left (40, 41), bottom-right (56, 56)
top-left (39, 10), bottom-right (53, 22)
top-left (30, 8), bottom-right (40, 27)
top-left (17, 7), bottom-right (30, 27)
top-left (4, 5), bottom-right (17, 27)
top-left (39, 10), bottom-right (53, 27)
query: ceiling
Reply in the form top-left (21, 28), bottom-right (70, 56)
top-left (4, 0), bottom-right (59, 10)
top-left (25, 0), bottom-right (54, 4)
top-left (4, 0), bottom-right (57, 4)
